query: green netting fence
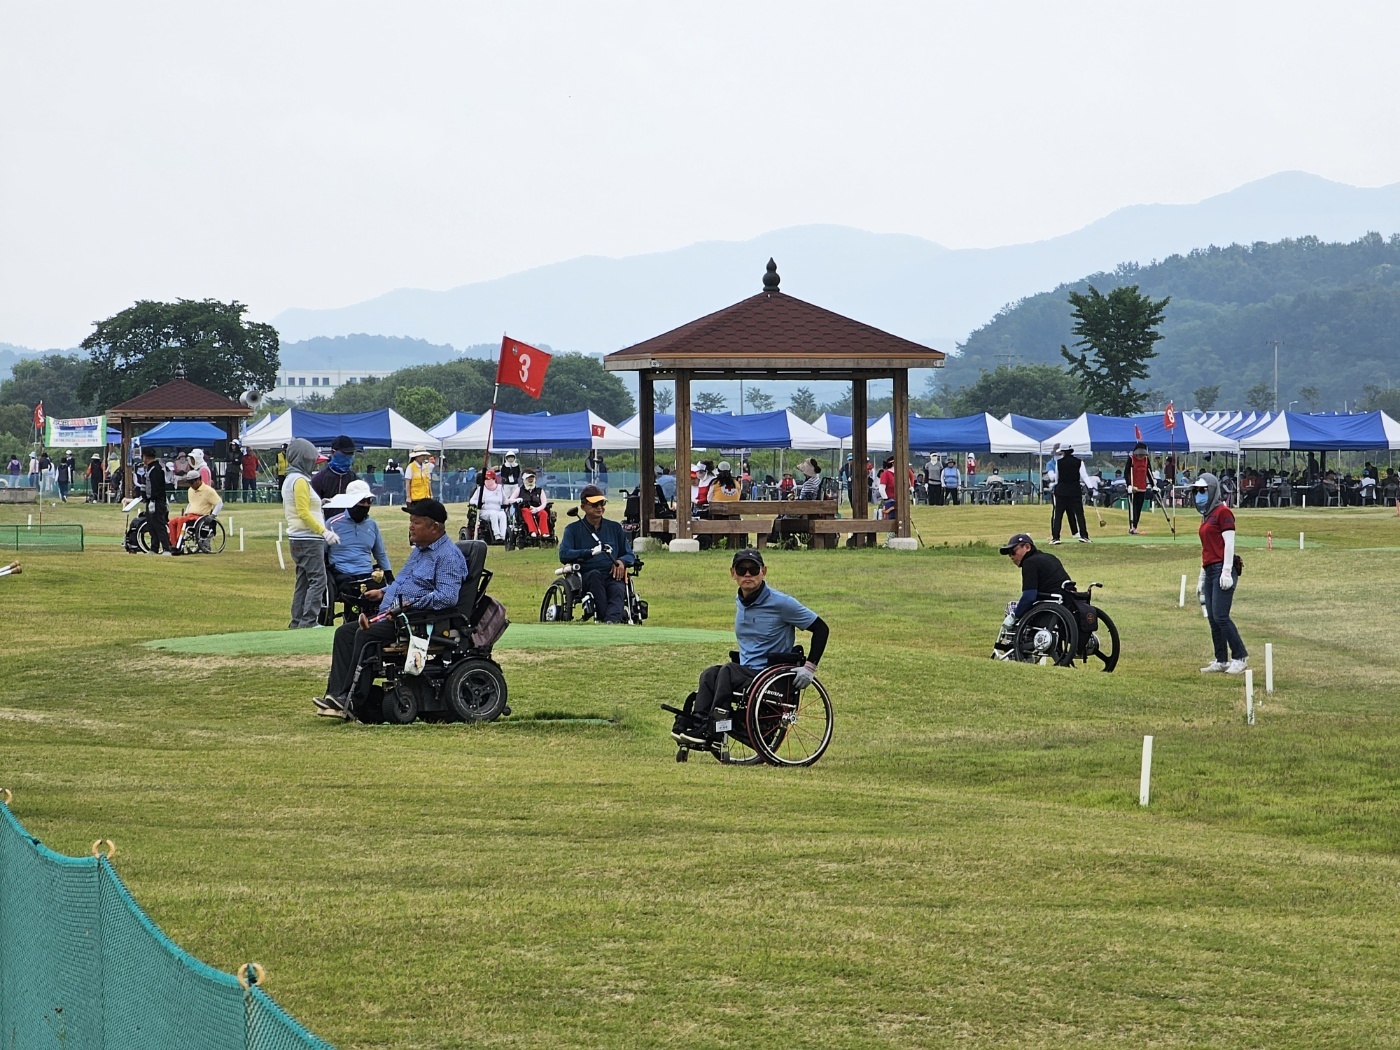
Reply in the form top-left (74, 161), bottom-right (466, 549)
top-left (0, 797), bottom-right (333, 1049)
top-left (0, 523), bottom-right (84, 551)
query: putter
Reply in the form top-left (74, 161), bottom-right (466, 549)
top-left (1155, 491), bottom-right (1176, 535)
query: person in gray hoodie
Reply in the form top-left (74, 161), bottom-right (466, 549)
top-left (281, 437), bottom-right (341, 628)
top-left (1191, 471), bottom-right (1247, 674)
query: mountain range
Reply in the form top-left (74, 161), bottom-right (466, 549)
top-left (272, 172), bottom-right (1400, 360)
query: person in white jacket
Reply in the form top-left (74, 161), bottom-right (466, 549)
top-left (470, 469), bottom-right (509, 541)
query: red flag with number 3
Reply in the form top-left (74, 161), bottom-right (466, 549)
top-left (1163, 401), bottom-right (1176, 430)
top-left (496, 337), bottom-right (551, 398)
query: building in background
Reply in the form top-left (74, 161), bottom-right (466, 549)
top-left (271, 369), bottom-right (395, 403)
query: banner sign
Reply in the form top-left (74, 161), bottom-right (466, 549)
top-left (44, 415), bottom-right (107, 448)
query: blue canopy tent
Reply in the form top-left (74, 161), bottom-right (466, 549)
top-left (135, 420), bottom-right (228, 447)
top-left (241, 409), bottom-right (440, 450)
top-left (812, 413), bottom-right (854, 441)
top-left (652, 410), bottom-right (834, 449)
top-left (441, 409), bottom-right (634, 451)
top-left (908, 414), bottom-right (1042, 454)
top-left (1003, 415), bottom-right (1075, 442)
top-left (1043, 413), bottom-right (1238, 454)
top-left (428, 412), bottom-right (481, 439)
top-left (1239, 411), bottom-right (1400, 451)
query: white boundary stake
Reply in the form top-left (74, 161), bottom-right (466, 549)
top-left (276, 539), bottom-right (286, 571)
top-left (226, 514), bottom-right (233, 534)
top-left (1139, 736), bottom-right (1154, 807)
top-left (1245, 670), bottom-right (1255, 725)
top-left (278, 520), bottom-right (284, 543)
top-left (1265, 643), bottom-right (1274, 694)
top-left (1299, 531), bottom-right (1305, 550)
top-left (1178, 574), bottom-right (1187, 607)
top-left (239, 527), bottom-right (245, 552)
top-left (27, 515), bottom-right (32, 527)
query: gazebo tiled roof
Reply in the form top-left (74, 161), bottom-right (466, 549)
top-left (106, 378), bottom-right (250, 419)
top-left (607, 288), bottom-right (943, 372)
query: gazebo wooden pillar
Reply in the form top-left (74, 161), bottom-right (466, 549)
top-left (608, 260), bottom-right (943, 549)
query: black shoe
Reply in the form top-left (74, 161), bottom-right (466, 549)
top-left (673, 722), bottom-right (710, 746)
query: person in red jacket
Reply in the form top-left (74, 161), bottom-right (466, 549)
top-left (1127, 441), bottom-right (1152, 534)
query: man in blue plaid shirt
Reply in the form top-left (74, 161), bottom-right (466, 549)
top-left (317, 498), bottom-right (467, 719)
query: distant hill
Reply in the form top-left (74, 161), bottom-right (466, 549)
top-left (277, 335), bottom-right (499, 372)
top-left (952, 233), bottom-right (1400, 408)
top-left (273, 172), bottom-right (1400, 358)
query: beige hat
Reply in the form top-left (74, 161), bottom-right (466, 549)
top-left (410, 446), bottom-right (430, 458)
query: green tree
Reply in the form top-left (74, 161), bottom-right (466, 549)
top-left (694, 391), bottom-right (728, 413)
top-left (945, 364), bottom-right (1085, 419)
top-left (1244, 382), bottom-right (1274, 411)
top-left (78, 299), bottom-right (279, 408)
top-left (0, 403), bottom-right (35, 443)
top-left (788, 386), bottom-right (819, 421)
top-left (525, 353), bottom-right (633, 420)
top-left (746, 387), bottom-right (775, 413)
top-left (1361, 384), bottom-right (1400, 416)
top-left (653, 387), bottom-right (674, 414)
top-left (1192, 384), bottom-right (1220, 411)
top-left (1060, 285), bottom-right (1169, 415)
top-left (1298, 385), bottom-right (1322, 412)
top-left (394, 385), bottom-right (449, 429)
top-left (0, 354), bottom-right (91, 418)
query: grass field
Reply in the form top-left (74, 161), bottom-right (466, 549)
top-left (2, 496), bottom-right (1398, 1048)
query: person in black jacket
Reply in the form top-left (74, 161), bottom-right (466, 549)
top-left (1050, 444), bottom-right (1091, 544)
top-left (311, 434), bottom-right (358, 501)
top-left (140, 446), bottom-right (173, 555)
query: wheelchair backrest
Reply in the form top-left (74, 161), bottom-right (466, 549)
top-left (455, 540), bottom-right (489, 618)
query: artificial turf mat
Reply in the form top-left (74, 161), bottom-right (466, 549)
top-left (146, 623), bottom-right (733, 656)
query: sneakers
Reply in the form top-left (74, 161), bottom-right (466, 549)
top-left (1078, 536), bottom-right (1092, 543)
top-left (1128, 527), bottom-right (1138, 535)
top-left (1200, 661), bottom-right (1227, 673)
top-left (313, 695), bottom-right (342, 711)
top-left (315, 695), bottom-right (350, 718)
top-left (672, 721), bottom-right (710, 746)
top-left (1225, 658), bottom-right (1248, 675)
top-left (1050, 539), bottom-right (1062, 545)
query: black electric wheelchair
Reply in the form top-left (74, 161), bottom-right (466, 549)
top-left (991, 581), bottom-right (1120, 672)
top-left (317, 560), bottom-right (394, 627)
top-left (343, 540), bottom-right (511, 725)
top-left (662, 650), bottom-right (834, 767)
top-left (539, 550), bottom-right (647, 624)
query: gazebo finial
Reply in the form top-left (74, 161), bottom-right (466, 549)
top-left (762, 258), bottom-right (780, 294)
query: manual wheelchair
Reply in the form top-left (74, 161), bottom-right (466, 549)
top-left (124, 508), bottom-right (225, 555)
top-left (991, 582), bottom-right (1120, 672)
top-left (346, 539), bottom-right (511, 725)
top-left (662, 651), bottom-right (834, 767)
top-left (539, 550), bottom-right (647, 624)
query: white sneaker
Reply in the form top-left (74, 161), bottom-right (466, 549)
top-left (1200, 661), bottom-right (1227, 673)
top-left (1050, 539), bottom-right (1062, 545)
top-left (1225, 658), bottom-right (1248, 675)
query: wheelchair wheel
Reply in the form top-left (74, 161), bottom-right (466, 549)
top-left (745, 665), bottom-right (834, 768)
top-left (382, 680), bottom-right (420, 724)
top-left (1013, 602), bottom-right (1078, 667)
top-left (136, 519), bottom-right (160, 553)
top-left (539, 582), bottom-right (573, 622)
top-left (1082, 608), bottom-right (1120, 673)
top-left (445, 659), bottom-right (508, 722)
top-left (195, 516), bottom-right (226, 554)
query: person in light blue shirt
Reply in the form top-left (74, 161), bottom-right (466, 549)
top-left (323, 479), bottom-right (392, 584)
top-left (941, 459), bottom-right (962, 506)
top-left (674, 548), bottom-right (829, 746)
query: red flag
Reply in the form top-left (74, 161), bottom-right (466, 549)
top-left (590, 423), bottom-right (606, 438)
top-left (33, 401), bottom-right (44, 430)
top-left (1163, 402), bottom-right (1176, 430)
top-left (496, 337), bottom-right (550, 398)
top-left (1133, 423), bottom-right (1144, 441)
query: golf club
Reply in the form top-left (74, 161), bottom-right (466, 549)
top-left (0, 561), bottom-right (22, 578)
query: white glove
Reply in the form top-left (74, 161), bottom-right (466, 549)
top-left (590, 543), bottom-right (604, 556)
top-left (792, 662), bottom-right (817, 690)
top-left (323, 529), bottom-right (341, 545)
top-left (1002, 613), bottom-right (1017, 629)
top-left (1196, 568), bottom-right (1207, 603)
top-left (1219, 571), bottom-right (1234, 591)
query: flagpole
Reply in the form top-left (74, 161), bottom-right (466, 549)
top-left (481, 334), bottom-right (505, 489)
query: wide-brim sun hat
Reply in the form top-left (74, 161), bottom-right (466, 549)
top-left (324, 479), bottom-right (376, 509)
top-left (410, 446), bottom-right (430, 458)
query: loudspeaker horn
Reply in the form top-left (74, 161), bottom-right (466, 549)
top-left (240, 388), bottom-right (264, 409)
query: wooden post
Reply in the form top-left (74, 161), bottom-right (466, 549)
top-left (120, 420), bottom-right (132, 499)
top-left (639, 374), bottom-right (655, 539)
top-left (674, 371), bottom-right (692, 540)
top-left (851, 377), bottom-right (869, 545)
top-left (892, 369), bottom-right (911, 539)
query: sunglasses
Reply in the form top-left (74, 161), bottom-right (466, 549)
top-left (734, 563), bottom-right (762, 576)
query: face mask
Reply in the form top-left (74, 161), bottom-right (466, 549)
top-left (331, 451), bottom-right (353, 472)
top-left (348, 505), bottom-right (370, 523)
top-left (1195, 492), bottom-right (1209, 512)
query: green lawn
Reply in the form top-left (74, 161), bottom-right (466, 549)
top-left (2, 497), bottom-right (1398, 1048)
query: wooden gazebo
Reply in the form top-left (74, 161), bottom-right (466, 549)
top-left (106, 379), bottom-right (251, 497)
top-left (604, 260), bottom-right (945, 549)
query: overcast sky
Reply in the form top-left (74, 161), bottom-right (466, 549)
top-left (3, 1), bottom-right (1399, 349)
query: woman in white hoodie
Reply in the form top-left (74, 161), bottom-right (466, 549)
top-left (470, 469), bottom-right (509, 541)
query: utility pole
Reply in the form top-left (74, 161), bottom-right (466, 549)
top-left (1271, 339), bottom-right (1282, 412)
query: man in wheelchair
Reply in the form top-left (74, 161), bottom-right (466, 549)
top-left (167, 472), bottom-right (222, 554)
top-left (316, 498), bottom-right (468, 718)
top-left (672, 548), bottom-right (829, 747)
top-left (558, 484), bottom-right (635, 623)
top-left (993, 531), bottom-right (1116, 670)
top-left (321, 479), bottom-right (393, 621)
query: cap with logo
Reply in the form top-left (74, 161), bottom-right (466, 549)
top-left (998, 533), bottom-right (1035, 555)
top-left (731, 548), bottom-right (765, 569)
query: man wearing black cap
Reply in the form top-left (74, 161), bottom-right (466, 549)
top-left (1050, 444), bottom-right (1092, 544)
top-left (316, 498), bottom-right (468, 718)
top-left (311, 434), bottom-right (358, 502)
top-left (559, 484), bottom-right (635, 623)
top-left (674, 548), bottom-right (829, 746)
top-left (998, 532), bottom-right (1075, 631)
